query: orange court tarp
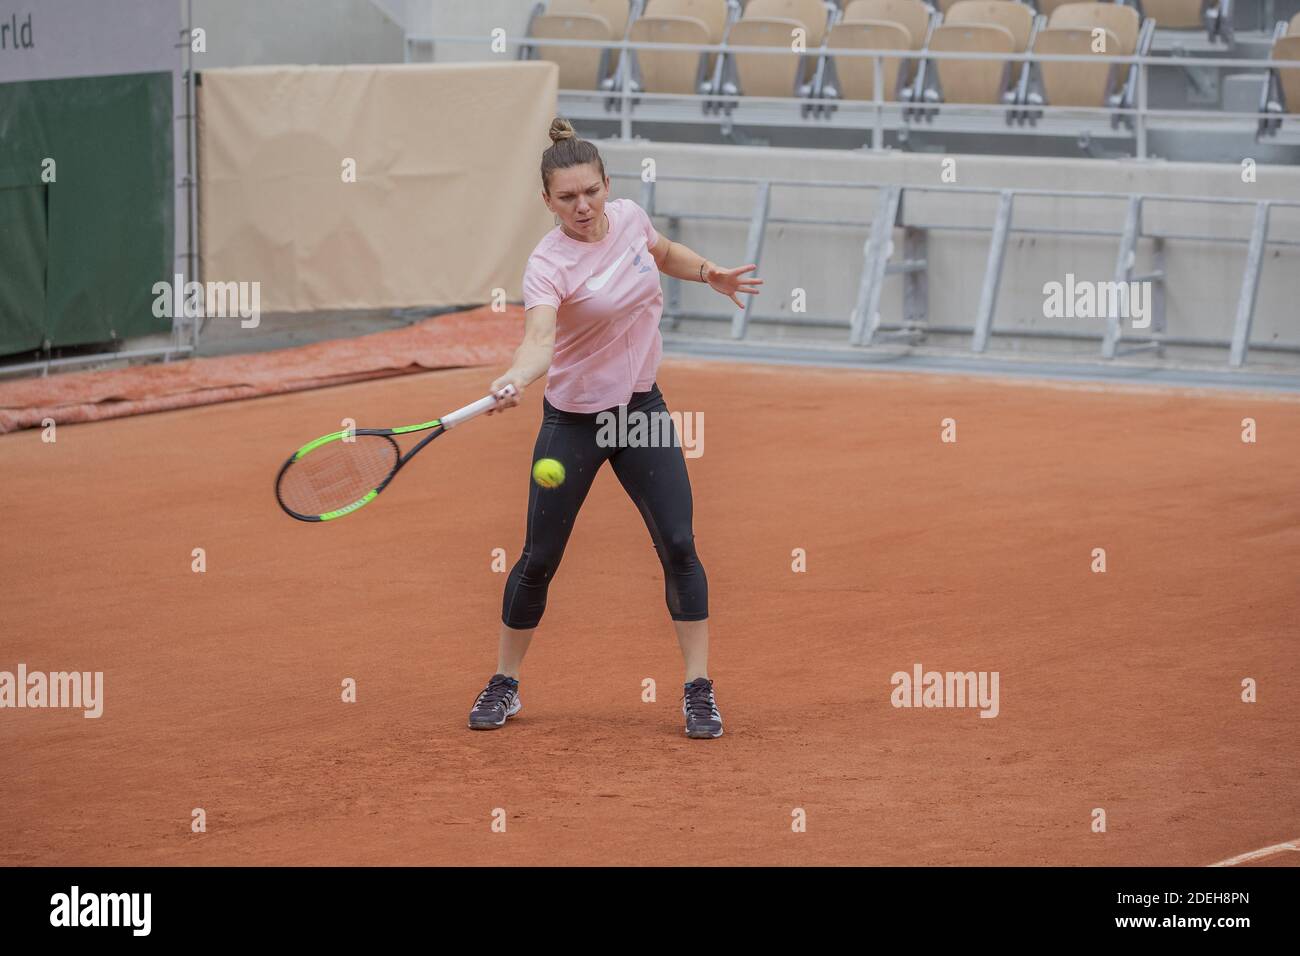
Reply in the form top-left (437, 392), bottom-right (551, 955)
top-left (0, 306), bottom-right (522, 434)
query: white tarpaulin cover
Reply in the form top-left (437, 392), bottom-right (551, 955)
top-left (198, 61), bottom-right (558, 312)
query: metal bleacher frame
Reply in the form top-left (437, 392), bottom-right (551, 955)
top-left (396, 24), bottom-right (1300, 370)
top-left (621, 170), bottom-right (1300, 367)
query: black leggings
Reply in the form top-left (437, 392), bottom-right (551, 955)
top-left (502, 382), bottom-right (708, 629)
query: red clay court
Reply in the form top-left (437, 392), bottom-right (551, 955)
top-left (2, 339), bottom-right (1297, 866)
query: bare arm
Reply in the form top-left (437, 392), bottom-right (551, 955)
top-left (648, 234), bottom-right (763, 308)
top-left (486, 304), bottom-right (556, 414)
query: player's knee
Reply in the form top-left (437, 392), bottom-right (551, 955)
top-left (515, 547), bottom-right (563, 584)
top-left (663, 527), bottom-right (699, 568)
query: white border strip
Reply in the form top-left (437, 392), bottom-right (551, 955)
top-left (1208, 841), bottom-right (1300, 867)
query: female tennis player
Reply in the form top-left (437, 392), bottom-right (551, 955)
top-left (468, 117), bottom-right (761, 738)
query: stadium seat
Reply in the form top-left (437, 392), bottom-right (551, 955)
top-left (526, 13), bottom-right (616, 90)
top-left (1047, 1), bottom-right (1140, 55)
top-left (935, 0), bottom-right (1056, 12)
top-left (524, 2), bottom-right (639, 96)
top-left (906, 2), bottom-right (1039, 117)
top-left (1030, 25), bottom-right (1120, 105)
top-left (946, 1), bottom-right (1035, 50)
top-left (1026, 0), bottom-right (1092, 15)
top-left (722, 16), bottom-right (810, 97)
top-left (1275, 35), bottom-right (1300, 113)
top-left (945, 1), bottom-right (1038, 105)
top-left (549, 0), bottom-right (634, 37)
top-left (823, 19), bottom-right (913, 101)
top-left (834, 0), bottom-right (936, 100)
top-left (744, 0), bottom-right (833, 46)
top-left (1258, 16), bottom-right (1300, 137)
top-left (1021, 2), bottom-right (1152, 126)
top-left (844, 0), bottom-right (932, 47)
top-left (628, 0), bottom-right (732, 98)
top-left (649, 0), bottom-right (730, 40)
top-left (717, 0), bottom-right (837, 103)
top-left (921, 23), bottom-right (1019, 110)
top-left (629, 15), bottom-right (714, 95)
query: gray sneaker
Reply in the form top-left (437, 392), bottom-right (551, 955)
top-left (468, 673), bottom-right (522, 730)
top-left (682, 677), bottom-right (723, 738)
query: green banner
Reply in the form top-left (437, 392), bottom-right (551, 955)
top-left (0, 71), bottom-right (173, 356)
top-left (0, 184), bottom-right (46, 355)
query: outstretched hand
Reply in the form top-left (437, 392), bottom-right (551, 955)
top-left (705, 263), bottom-right (763, 309)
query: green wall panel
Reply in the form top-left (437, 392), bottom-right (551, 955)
top-left (0, 184), bottom-right (47, 355)
top-left (0, 71), bottom-right (173, 356)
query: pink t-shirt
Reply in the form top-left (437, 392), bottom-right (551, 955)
top-left (522, 197), bottom-right (664, 413)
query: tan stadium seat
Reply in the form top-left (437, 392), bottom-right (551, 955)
top-left (549, 0), bottom-right (632, 37)
top-left (945, 1), bottom-right (1035, 51)
top-left (725, 17), bottom-right (808, 95)
top-left (1029, 0), bottom-right (1085, 15)
top-left (1274, 36), bottom-right (1300, 114)
top-left (927, 23), bottom-right (1017, 104)
top-left (648, 0), bottom-right (729, 42)
top-left (1032, 26), bottom-right (1120, 105)
top-left (529, 13), bottom-right (615, 90)
top-left (825, 19), bottom-right (913, 100)
top-left (1047, 2), bottom-right (1140, 54)
top-left (629, 15), bottom-right (713, 93)
top-left (842, 0), bottom-right (933, 90)
top-left (1020, 3), bottom-right (1145, 117)
top-left (744, 0), bottom-right (833, 46)
top-left (933, 0), bottom-right (1050, 11)
top-left (1140, 0), bottom-right (1203, 29)
top-left (844, 0), bottom-right (932, 48)
top-left (1258, 22), bottom-right (1300, 134)
top-left (636, 0), bottom-right (731, 94)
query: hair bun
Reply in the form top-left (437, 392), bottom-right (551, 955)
top-left (549, 117), bottom-right (576, 144)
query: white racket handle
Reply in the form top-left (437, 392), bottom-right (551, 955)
top-left (441, 383), bottom-right (518, 430)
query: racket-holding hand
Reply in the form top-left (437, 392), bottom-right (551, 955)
top-left (486, 371), bottom-right (526, 415)
top-left (704, 262), bottom-right (763, 309)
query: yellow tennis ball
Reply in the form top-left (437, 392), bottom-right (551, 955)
top-left (532, 457), bottom-right (566, 489)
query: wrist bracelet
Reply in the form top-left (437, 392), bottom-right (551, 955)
top-left (699, 261), bottom-right (708, 283)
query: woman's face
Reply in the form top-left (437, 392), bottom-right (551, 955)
top-left (544, 164), bottom-right (610, 241)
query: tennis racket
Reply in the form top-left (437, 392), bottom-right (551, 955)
top-left (275, 384), bottom-right (517, 522)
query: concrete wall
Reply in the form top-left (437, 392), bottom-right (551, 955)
top-left (413, 0), bottom-right (538, 62)
top-left (189, 0), bottom-right (405, 69)
top-left (589, 141), bottom-right (1300, 365)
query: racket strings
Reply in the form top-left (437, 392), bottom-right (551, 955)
top-left (278, 435), bottom-right (399, 516)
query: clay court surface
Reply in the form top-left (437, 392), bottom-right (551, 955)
top-left (2, 358), bottom-right (1297, 866)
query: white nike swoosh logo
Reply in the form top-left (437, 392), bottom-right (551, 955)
top-left (585, 248), bottom-right (631, 291)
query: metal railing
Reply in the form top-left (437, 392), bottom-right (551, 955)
top-left (609, 170), bottom-right (1300, 368)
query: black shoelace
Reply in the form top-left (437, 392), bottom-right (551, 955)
top-left (476, 678), bottom-right (515, 710)
top-left (683, 682), bottom-right (716, 720)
